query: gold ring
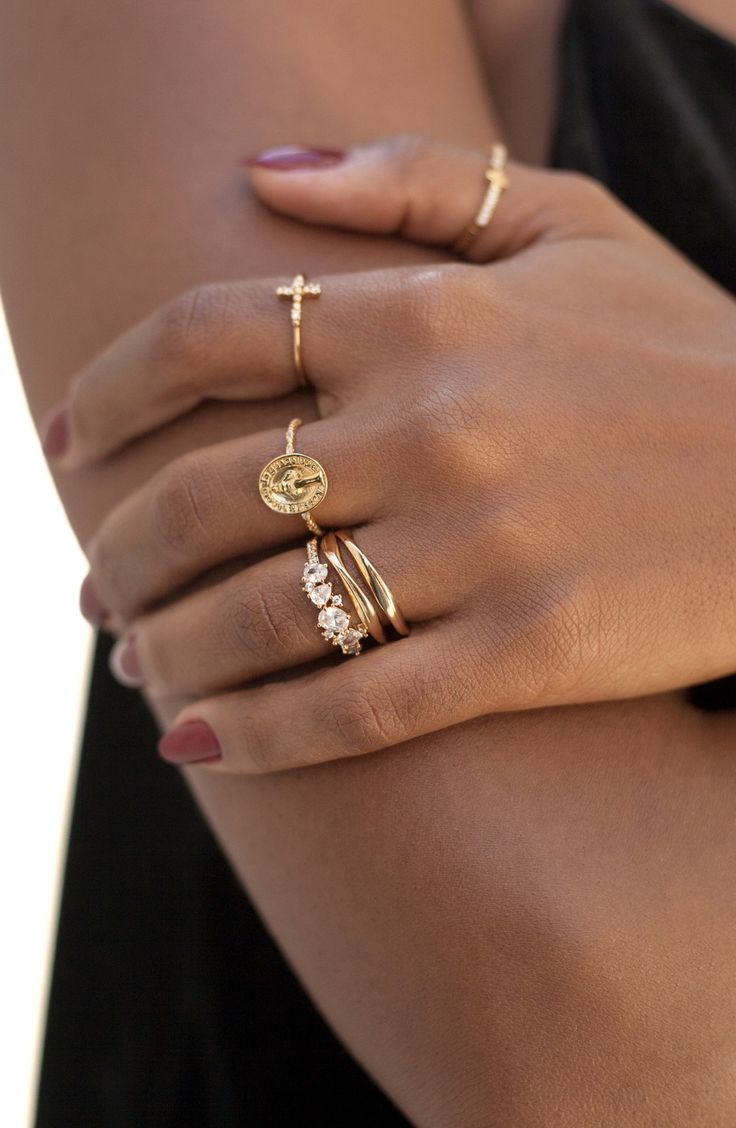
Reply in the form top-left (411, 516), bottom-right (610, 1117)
top-left (322, 531), bottom-right (387, 644)
top-left (258, 418), bottom-right (328, 534)
top-left (302, 538), bottom-right (367, 656)
top-left (332, 529), bottom-right (409, 638)
top-left (453, 143), bottom-right (509, 257)
top-left (276, 272), bottom-right (321, 388)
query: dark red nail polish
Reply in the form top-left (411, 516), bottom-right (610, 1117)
top-left (79, 574), bottom-right (109, 626)
top-left (158, 720), bottom-right (222, 765)
top-left (41, 406), bottom-right (69, 458)
top-left (243, 146), bottom-right (345, 171)
top-left (109, 635), bottom-right (143, 687)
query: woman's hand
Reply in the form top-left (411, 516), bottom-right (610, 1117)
top-left (45, 135), bottom-right (736, 772)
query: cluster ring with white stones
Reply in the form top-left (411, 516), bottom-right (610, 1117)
top-left (302, 537), bottom-right (368, 657)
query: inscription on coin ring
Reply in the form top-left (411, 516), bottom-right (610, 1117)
top-left (258, 453), bottom-right (329, 515)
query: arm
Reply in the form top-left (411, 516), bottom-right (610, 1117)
top-left (0, 0), bottom-right (500, 542)
top-left (3, 5), bottom-right (736, 1126)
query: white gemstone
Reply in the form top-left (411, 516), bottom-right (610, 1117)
top-left (318, 606), bottom-right (349, 633)
top-left (309, 583), bottom-right (332, 607)
top-left (303, 562), bottom-right (328, 584)
top-left (340, 629), bottom-right (363, 656)
top-left (331, 594), bottom-right (342, 606)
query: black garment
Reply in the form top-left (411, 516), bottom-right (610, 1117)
top-left (35, 2), bottom-right (736, 1125)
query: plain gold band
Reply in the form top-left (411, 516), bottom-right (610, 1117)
top-left (333, 529), bottom-right (410, 638)
top-left (322, 532), bottom-right (388, 644)
top-left (454, 142), bottom-right (509, 256)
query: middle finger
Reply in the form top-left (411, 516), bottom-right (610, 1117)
top-left (114, 521), bottom-right (443, 698)
top-left (86, 414), bottom-right (392, 621)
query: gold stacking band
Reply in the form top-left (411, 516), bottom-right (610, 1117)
top-left (454, 143), bottom-right (509, 256)
top-left (331, 529), bottom-right (409, 638)
top-left (322, 531), bottom-right (387, 644)
top-left (302, 529), bottom-right (408, 658)
top-left (276, 272), bottom-right (321, 388)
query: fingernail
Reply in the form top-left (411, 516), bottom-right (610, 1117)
top-left (41, 406), bottom-right (69, 458)
top-left (109, 635), bottom-right (143, 688)
top-left (79, 574), bottom-right (109, 626)
top-left (242, 145), bottom-right (345, 171)
top-left (158, 720), bottom-right (222, 765)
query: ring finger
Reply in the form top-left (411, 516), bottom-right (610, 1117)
top-left (85, 413), bottom-right (391, 622)
top-left (112, 522), bottom-right (442, 698)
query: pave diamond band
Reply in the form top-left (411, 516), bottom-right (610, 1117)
top-left (302, 538), bottom-right (368, 657)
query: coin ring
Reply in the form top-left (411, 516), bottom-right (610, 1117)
top-left (258, 453), bottom-right (329, 515)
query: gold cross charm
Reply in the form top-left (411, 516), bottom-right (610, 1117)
top-left (276, 273), bottom-right (322, 388)
top-left (485, 167), bottom-right (509, 191)
top-left (277, 273), bottom-right (322, 327)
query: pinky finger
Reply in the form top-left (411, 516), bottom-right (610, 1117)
top-left (157, 623), bottom-right (471, 774)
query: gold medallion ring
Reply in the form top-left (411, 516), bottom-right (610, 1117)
top-left (258, 418), bottom-right (327, 535)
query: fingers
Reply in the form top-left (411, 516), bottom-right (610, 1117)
top-left (110, 524), bottom-right (435, 699)
top-left (246, 134), bottom-right (641, 263)
top-left (157, 621), bottom-right (468, 772)
top-left (42, 267), bottom-right (411, 469)
top-left (84, 417), bottom-right (386, 622)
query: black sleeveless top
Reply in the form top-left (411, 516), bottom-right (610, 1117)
top-left (35, 2), bottom-right (736, 1124)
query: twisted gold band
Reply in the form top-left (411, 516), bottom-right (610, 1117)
top-left (454, 143), bottom-right (509, 257)
top-left (333, 529), bottom-right (409, 637)
top-left (322, 532), bottom-right (387, 644)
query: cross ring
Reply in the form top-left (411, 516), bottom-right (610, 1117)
top-left (276, 272), bottom-right (321, 388)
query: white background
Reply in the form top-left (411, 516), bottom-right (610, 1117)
top-left (0, 306), bottom-right (91, 1127)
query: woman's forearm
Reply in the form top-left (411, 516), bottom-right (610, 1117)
top-left (4, 4), bottom-right (735, 1125)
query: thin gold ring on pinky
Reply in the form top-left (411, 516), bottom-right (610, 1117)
top-left (301, 538), bottom-right (368, 657)
top-left (331, 529), bottom-right (410, 638)
top-left (258, 417), bottom-right (328, 535)
top-left (453, 142), bottom-right (509, 257)
top-left (276, 272), bottom-right (321, 388)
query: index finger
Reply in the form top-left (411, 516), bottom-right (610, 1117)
top-left (41, 267), bottom-right (407, 469)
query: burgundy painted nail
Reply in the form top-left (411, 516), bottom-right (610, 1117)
top-left (158, 720), bottom-right (222, 765)
top-left (41, 406), bottom-right (69, 459)
top-left (109, 635), bottom-right (143, 688)
top-left (79, 574), bottom-right (109, 626)
top-left (243, 146), bottom-right (345, 171)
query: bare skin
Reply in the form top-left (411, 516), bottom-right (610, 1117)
top-left (1, 2), bottom-right (735, 1124)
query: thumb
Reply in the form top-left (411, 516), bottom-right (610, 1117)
top-left (244, 134), bottom-right (637, 262)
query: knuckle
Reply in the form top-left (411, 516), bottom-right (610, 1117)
top-left (556, 170), bottom-right (614, 215)
top-left (149, 454), bottom-right (220, 559)
top-left (135, 625), bottom-right (173, 691)
top-left (393, 263), bottom-right (477, 356)
top-left (321, 681), bottom-right (405, 757)
top-left (411, 378), bottom-right (497, 486)
top-left (222, 581), bottom-right (309, 665)
top-left (235, 706), bottom-right (278, 775)
top-left (87, 528), bottom-right (129, 613)
top-left (384, 131), bottom-right (433, 175)
top-left (495, 574), bottom-right (595, 703)
top-left (151, 282), bottom-right (231, 371)
top-left (66, 370), bottom-right (98, 448)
